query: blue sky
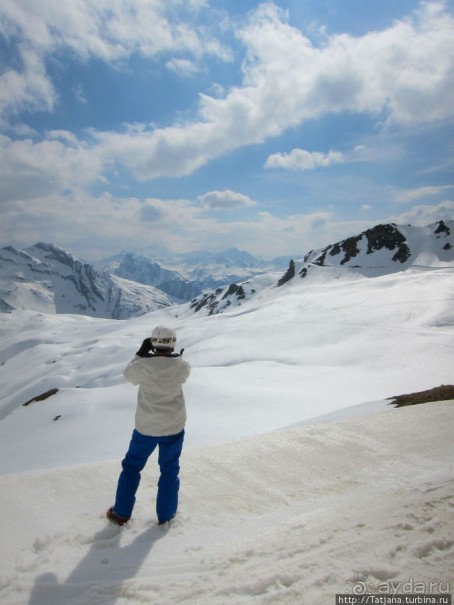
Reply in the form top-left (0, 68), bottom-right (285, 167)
top-left (0, 0), bottom-right (453, 260)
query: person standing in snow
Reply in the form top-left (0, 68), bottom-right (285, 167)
top-left (107, 326), bottom-right (191, 526)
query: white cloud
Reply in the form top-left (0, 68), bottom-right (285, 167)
top-left (0, 183), bottom-right (347, 259)
top-left (1, 1), bottom-right (452, 182)
top-left (138, 197), bottom-right (202, 225)
top-left (0, 44), bottom-right (56, 119)
top-left (0, 0), bottom-right (229, 60)
top-left (5, 123), bottom-right (38, 137)
top-left (0, 0), bottom-right (231, 117)
top-left (86, 1), bottom-right (454, 180)
top-left (393, 185), bottom-right (454, 203)
top-left (0, 134), bottom-right (103, 202)
top-left (2, 182), bottom-right (452, 260)
top-left (265, 148), bottom-right (344, 171)
top-left (73, 83), bottom-right (88, 105)
top-left (198, 190), bottom-right (257, 210)
top-left (166, 58), bottom-right (201, 78)
top-left (386, 200), bottom-right (454, 226)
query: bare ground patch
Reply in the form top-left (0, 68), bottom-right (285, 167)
top-left (388, 385), bottom-right (454, 408)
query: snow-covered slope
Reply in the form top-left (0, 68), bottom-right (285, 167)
top-left (0, 243), bottom-right (174, 318)
top-left (3, 222), bottom-right (451, 317)
top-left (0, 242), bottom-right (452, 472)
top-left (0, 401), bottom-right (452, 605)
top-left (0, 220), bottom-right (453, 604)
top-left (186, 272), bottom-right (279, 316)
top-left (189, 221), bottom-right (453, 315)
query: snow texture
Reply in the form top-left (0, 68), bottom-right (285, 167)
top-left (0, 403), bottom-right (453, 604)
top-left (0, 220), bottom-right (453, 603)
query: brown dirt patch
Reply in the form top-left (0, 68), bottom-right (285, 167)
top-left (388, 385), bottom-right (454, 408)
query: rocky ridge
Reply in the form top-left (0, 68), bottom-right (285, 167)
top-left (188, 221), bottom-right (453, 315)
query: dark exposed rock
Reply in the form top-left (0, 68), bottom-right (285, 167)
top-left (308, 223), bottom-right (412, 266)
top-left (222, 283), bottom-right (246, 300)
top-left (434, 220), bottom-right (450, 236)
top-left (277, 260), bottom-right (295, 286)
top-left (23, 388), bottom-right (59, 406)
top-left (365, 224), bottom-right (411, 263)
top-left (388, 385), bottom-right (454, 408)
top-left (190, 287), bottom-right (223, 314)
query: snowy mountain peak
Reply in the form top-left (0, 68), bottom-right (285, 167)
top-left (2, 221), bottom-right (452, 318)
top-left (188, 221), bottom-right (454, 315)
top-left (27, 242), bottom-right (79, 267)
top-left (96, 247), bottom-right (289, 302)
top-left (98, 251), bottom-right (200, 301)
top-left (212, 247), bottom-right (262, 268)
top-left (0, 243), bottom-right (174, 318)
top-left (174, 247), bottom-right (263, 268)
top-left (302, 221), bottom-right (453, 270)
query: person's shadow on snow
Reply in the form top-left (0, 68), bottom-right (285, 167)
top-left (28, 521), bottom-right (166, 605)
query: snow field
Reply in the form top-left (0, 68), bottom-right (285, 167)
top-left (0, 264), bottom-right (453, 474)
top-left (0, 401), bottom-right (453, 604)
top-left (0, 254), bottom-right (453, 603)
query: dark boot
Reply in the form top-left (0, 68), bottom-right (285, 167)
top-left (106, 507), bottom-right (130, 526)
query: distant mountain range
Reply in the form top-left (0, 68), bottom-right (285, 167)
top-left (0, 243), bottom-right (173, 318)
top-left (188, 221), bottom-right (453, 315)
top-left (1, 221), bottom-right (452, 319)
top-left (0, 243), bottom-right (288, 318)
top-left (95, 248), bottom-right (288, 301)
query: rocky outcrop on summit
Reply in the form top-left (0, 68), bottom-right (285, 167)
top-left (304, 223), bottom-right (410, 267)
top-left (187, 273), bottom-right (278, 316)
top-left (189, 220), bottom-right (454, 315)
top-left (301, 221), bottom-right (453, 271)
top-left (189, 283), bottom-right (251, 315)
top-left (277, 259), bottom-right (296, 287)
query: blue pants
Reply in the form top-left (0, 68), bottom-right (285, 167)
top-left (114, 429), bottom-right (185, 523)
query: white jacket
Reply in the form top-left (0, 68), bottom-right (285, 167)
top-left (123, 355), bottom-right (191, 437)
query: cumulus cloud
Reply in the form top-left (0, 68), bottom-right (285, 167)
top-left (0, 182), bottom-right (348, 259)
top-left (87, 1), bottom-right (454, 180)
top-left (0, 0), bottom-right (231, 117)
top-left (0, 44), bottom-right (56, 119)
top-left (386, 200), bottom-right (454, 225)
top-left (4, 181), bottom-right (451, 260)
top-left (0, 134), bottom-right (103, 202)
top-left (0, 0), bottom-right (229, 60)
top-left (2, 2), bottom-right (453, 180)
top-left (198, 190), bottom-right (257, 210)
top-left (265, 148), bottom-right (344, 171)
